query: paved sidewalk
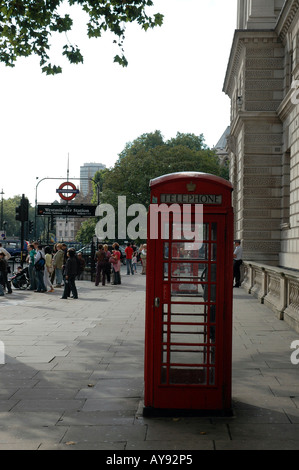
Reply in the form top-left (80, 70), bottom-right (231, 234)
top-left (0, 269), bottom-right (299, 450)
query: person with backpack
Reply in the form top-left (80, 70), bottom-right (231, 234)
top-left (34, 245), bottom-right (46, 292)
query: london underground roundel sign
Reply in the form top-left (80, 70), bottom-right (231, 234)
top-left (56, 181), bottom-right (79, 201)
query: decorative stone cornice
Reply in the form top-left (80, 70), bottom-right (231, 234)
top-left (277, 87), bottom-right (296, 121)
top-left (230, 111), bottom-right (281, 138)
top-left (223, 30), bottom-right (279, 98)
top-left (276, 0), bottom-right (299, 40)
top-left (223, 31), bottom-right (245, 97)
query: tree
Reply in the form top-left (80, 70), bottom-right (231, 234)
top-left (101, 130), bottom-right (228, 209)
top-left (91, 167), bottom-right (110, 205)
top-left (0, 0), bottom-right (163, 75)
top-left (75, 217), bottom-right (95, 245)
top-left (76, 131), bottom-right (229, 244)
top-left (1, 195), bottom-right (38, 239)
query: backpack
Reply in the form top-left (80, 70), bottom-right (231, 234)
top-left (35, 256), bottom-right (45, 271)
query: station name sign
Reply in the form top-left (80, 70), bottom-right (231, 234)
top-left (37, 204), bottom-right (96, 218)
top-left (160, 194), bottom-right (222, 205)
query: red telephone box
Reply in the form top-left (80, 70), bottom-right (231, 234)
top-left (144, 172), bottom-right (234, 416)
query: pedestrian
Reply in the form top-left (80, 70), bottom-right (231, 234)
top-left (140, 244), bottom-right (147, 275)
top-left (27, 244), bottom-right (36, 290)
top-left (0, 243), bottom-right (11, 260)
top-left (0, 252), bottom-right (12, 294)
top-left (76, 252), bottom-right (85, 280)
top-left (44, 246), bottom-right (54, 292)
top-left (61, 248), bottom-right (78, 299)
top-left (233, 239), bottom-right (243, 288)
top-left (34, 245), bottom-right (46, 292)
top-left (50, 244), bottom-right (58, 284)
top-left (32, 240), bottom-right (39, 288)
top-left (132, 251), bottom-right (137, 273)
top-left (111, 243), bottom-right (121, 285)
top-left (103, 244), bottom-right (111, 283)
top-left (125, 242), bottom-right (134, 275)
top-left (95, 244), bottom-right (108, 286)
top-left (53, 243), bottom-right (64, 287)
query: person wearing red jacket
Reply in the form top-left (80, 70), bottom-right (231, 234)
top-left (125, 242), bottom-right (134, 275)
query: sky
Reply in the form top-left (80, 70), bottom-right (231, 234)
top-left (0, 0), bottom-right (237, 205)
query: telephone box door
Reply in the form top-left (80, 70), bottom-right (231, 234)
top-left (152, 214), bottom-right (227, 411)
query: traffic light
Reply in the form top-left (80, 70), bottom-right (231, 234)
top-left (28, 220), bottom-right (34, 233)
top-left (15, 205), bottom-right (22, 221)
top-left (21, 195), bottom-right (29, 222)
top-left (15, 195), bottom-right (29, 222)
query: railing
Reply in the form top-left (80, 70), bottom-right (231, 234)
top-left (242, 261), bottom-right (299, 334)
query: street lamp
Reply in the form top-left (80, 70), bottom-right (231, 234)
top-left (0, 189), bottom-right (4, 231)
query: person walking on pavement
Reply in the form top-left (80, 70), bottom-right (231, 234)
top-left (61, 248), bottom-right (78, 299)
top-left (233, 239), bottom-right (243, 288)
top-left (34, 245), bottom-right (46, 292)
top-left (140, 244), bottom-right (147, 275)
top-left (44, 246), bottom-right (54, 292)
top-left (53, 243), bottom-right (64, 287)
top-left (125, 242), bottom-right (134, 275)
top-left (27, 244), bottom-right (36, 290)
top-left (95, 244), bottom-right (108, 286)
top-left (76, 252), bottom-right (85, 280)
top-left (111, 243), bottom-right (121, 285)
top-left (103, 244), bottom-right (111, 284)
top-left (0, 252), bottom-right (12, 294)
top-left (0, 243), bottom-right (11, 261)
top-left (132, 251), bottom-right (137, 274)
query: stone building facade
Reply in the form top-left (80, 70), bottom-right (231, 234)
top-left (223, 0), bottom-right (299, 269)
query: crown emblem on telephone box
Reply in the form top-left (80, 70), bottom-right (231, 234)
top-left (186, 182), bottom-right (196, 192)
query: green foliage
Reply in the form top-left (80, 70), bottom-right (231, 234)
top-left (1, 195), bottom-right (37, 239)
top-left (75, 217), bottom-right (96, 245)
top-left (91, 167), bottom-right (110, 205)
top-left (83, 130), bottom-right (229, 241)
top-left (101, 130), bottom-right (228, 210)
top-left (0, 0), bottom-right (163, 74)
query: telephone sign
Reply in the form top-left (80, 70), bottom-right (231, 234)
top-left (144, 172), bottom-right (234, 416)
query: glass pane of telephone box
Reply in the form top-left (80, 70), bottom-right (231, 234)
top-left (172, 223), bottom-right (208, 241)
top-left (171, 242), bottom-right (207, 260)
top-left (169, 367), bottom-right (207, 385)
top-left (211, 223), bottom-right (217, 241)
top-left (170, 323), bottom-right (208, 346)
top-left (170, 303), bottom-right (208, 323)
top-left (170, 346), bottom-right (209, 365)
top-left (169, 263), bottom-right (209, 280)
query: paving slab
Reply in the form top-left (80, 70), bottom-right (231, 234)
top-left (0, 272), bottom-right (299, 451)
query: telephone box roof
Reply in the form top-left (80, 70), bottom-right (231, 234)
top-left (150, 172), bottom-right (233, 190)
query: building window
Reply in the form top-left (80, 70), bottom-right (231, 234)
top-left (281, 150), bottom-right (290, 229)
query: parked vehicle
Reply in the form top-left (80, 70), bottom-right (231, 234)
top-left (1, 239), bottom-right (29, 261)
top-left (76, 241), bottom-right (126, 266)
